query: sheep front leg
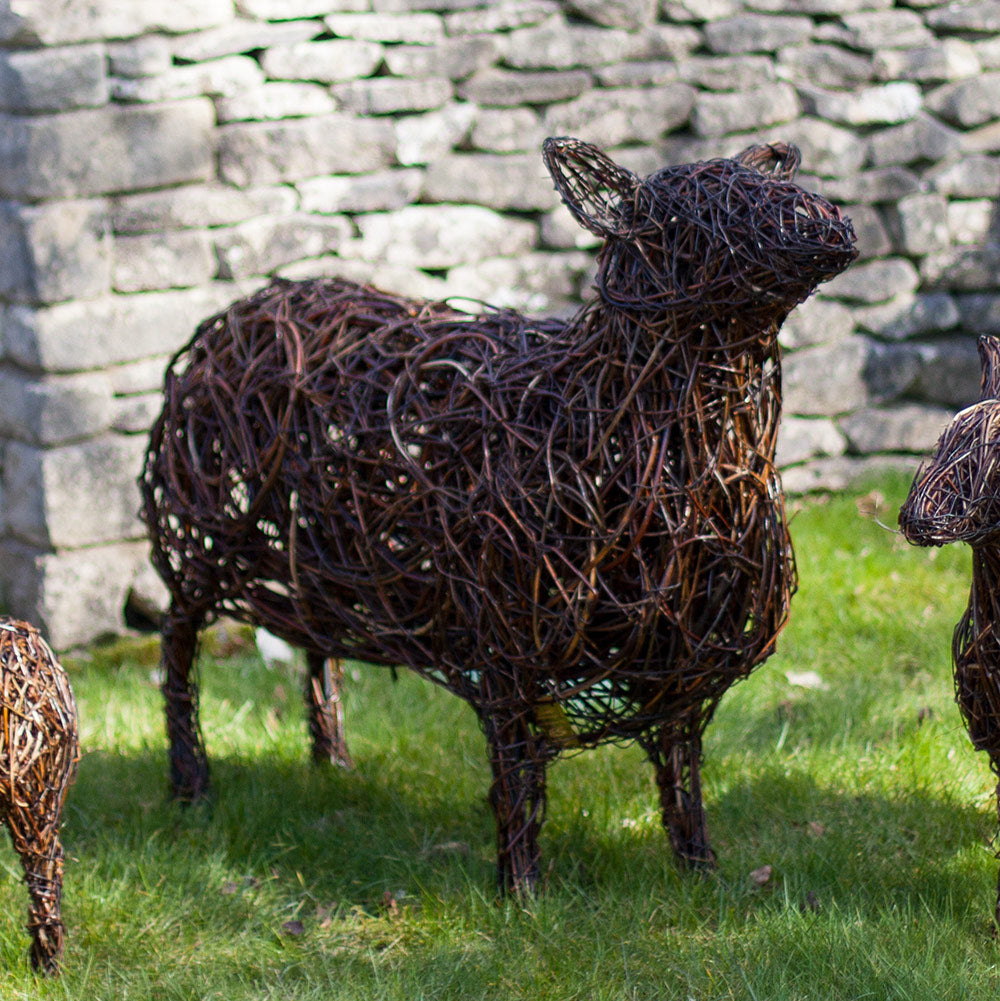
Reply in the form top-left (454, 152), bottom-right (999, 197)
top-left (305, 654), bottom-right (353, 768)
top-left (10, 818), bottom-right (67, 974)
top-left (642, 719), bottom-right (716, 869)
top-left (161, 605), bottom-right (210, 802)
top-left (481, 709), bottom-right (552, 897)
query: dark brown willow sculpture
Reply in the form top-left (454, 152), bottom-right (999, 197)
top-left (899, 334), bottom-right (1000, 924)
top-left (0, 619), bottom-right (79, 973)
top-left (140, 137), bottom-right (857, 894)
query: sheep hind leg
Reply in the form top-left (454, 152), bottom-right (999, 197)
top-left (5, 803), bottom-right (67, 973)
top-left (481, 709), bottom-right (553, 897)
top-left (161, 603), bottom-right (210, 802)
top-left (305, 654), bottom-right (353, 769)
top-left (643, 720), bottom-right (716, 869)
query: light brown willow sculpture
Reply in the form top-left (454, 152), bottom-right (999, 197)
top-left (0, 619), bottom-right (78, 973)
top-left (900, 334), bottom-right (1000, 924)
top-left (140, 137), bottom-right (857, 894)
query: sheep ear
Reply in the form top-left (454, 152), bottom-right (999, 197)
top-left (735, 142), bottom-right (801, 181)
top-left (980, 336), bottom-right (1000, 400)
top-left (543, 136), bottom-right (639, 238)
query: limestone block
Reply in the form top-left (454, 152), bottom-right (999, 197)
top-left (298, 169), bottom-right (423, 214)
top-left (470, 107), bottom-right (545, 153)
top-left (172, 19), bottom-right (319, 63)
top-left (458, 68), bottom-right (592, 107)
top-left (976, 36), bottom-right (1000, 71)
top-left (260, 39), bottom-right (383, 83)
top-left (110, 392), bottom-right (162, 434)
top-left (0, 369), bottom-right (112, 445)
top-left (824, 257), bottom-right (919, 306)
top-left (778, 296), bottom-right (854, 350)
top-left (282, 255), bottom-right (450, 301)
top-left (799, 82), bottom-right (921, 127)
top-left (0, 198), bottom-right (112, 305)
top-left (921, 246), bottom-right (1000, 291)
top-left (676, 55), bottom-right (774, 91)
top-left (5, 284), bottom-right (243, 372)
top-left (218, 116), bottom-right (395, 186)
top-left (395, 103), bottom-right (477, 165)
top-left (110, 56), bottom-right (264, 104)
top-left (926, 1), bottom-right (1000, 32)
top-left (566, 0), bottom-right (657, 28)
top-left (439, 251), bottom-right (590, 313)
top-left (332, 77), bottom-right (453, 116)
top-left (630, 24), bottom-right (702, 61)
top-left (325, 11), bottom-right (444, 43)
top-left (214, 214), bottom-right (353, 281)
top-left (444, 2), bottom-right (559, 35)
top-left (821, 167), bottom-right (919, 204)
top-left (775, 44), bottom-right (873, 90)
top-left (844, 203), bottom-right (891, 261)
top-left (884, 193), bottom-right (949, 256)
top-left (216, 83), bottom-right (337, 123)
top-left (543, 84), bottom-right (695, 147)
top-left (962, 120), bottom-right (1000, 154)
top-left (0, 538), bottom-right (155, 650)
top-left (839, 9), bottom-right (934, 50)
top-left (114, 229), bottom-right (217, 293)
top-left (783, 336), bottom-right (919, 416)
top-left (703, 15), bottom-right (813, 54)
top-left (926, 155), bottom-right (1000, 198)
top-left (348, 205), bottom-right (536, 271)
top-left (779, 117), bottom-right (866, 178)
top-left (780, 455), bottom-right (919, 495)
top-left (0, 99), bottom-right (215, 201)
top-left (926, 74), bottom-right (1000, 128)
top-left (4, 433), bottom-right (147, 548)
top-left (841, 404), bottom-right (955, 456)
top-left (867, 114), bottom-right (962, 168)
top-left (0, 42), bottom-right (107, 112)
top-left (107, 356), bottom-right (169, 396)
top-left (908, 337), bottom-right (982, 407)
top-left (874, 40), bottom-right (980, 83)
top-left (424, 153), bottom-right (554, 211)
top-left (853, 292), bottom-right (959, 341)
top-left (660, 0), bottom-right (740, 19)
top-left (503, 19), bottom-right (634, 70)
top-left (749, 0), bottom-right (897, 12)
top-left (0, 0), bottom-right (233, 45)
top-left (106, 36), bottom-right (172, 79)
top-left (238, 0), bottom-right (365, 16)
top-left (957, 293), bottom-right (1000, 334)
top-left (539, 208), bottom-right (601, 251)
top-left (113, 184), bottom-right (297, 233)
top-left (692, 82), bottom-right (798, 138)
top-left (948, 200), bottom-right (996, 245)
top-left (384, 36), bottom-right (498, 81)
top-left (775, 415), bottom-right (845, 468)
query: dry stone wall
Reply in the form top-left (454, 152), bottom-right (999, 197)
top-left (0, 0), bottom-right (998, 647)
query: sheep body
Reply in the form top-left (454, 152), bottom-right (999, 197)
top-left (141, 138), bottom-right (857, 892)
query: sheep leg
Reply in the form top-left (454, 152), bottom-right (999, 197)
top-left (161, 605), bottom-right (210, 801)
top-left (305, 654), bottom-right (353, 768)
top-left (5, 804), bottom-right (67, 973)
top-left (644, 720), bottom-right (716, 869)
top-left (481, 709), bottom-right (551, 896)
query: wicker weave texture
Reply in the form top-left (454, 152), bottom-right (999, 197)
top-left (900, 334), bottom-right (1000, 922)
top-left (141, 138), bottom-right (857, 893)
top-left (0, 618), bottom-right (78, 973)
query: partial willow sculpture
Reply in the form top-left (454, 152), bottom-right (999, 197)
top-left (900, 334), bottom-right (1000, 924)
top-left (0, 619), bottom-right (78, 973)
top-left (140, 137), bottom-right (857, 893)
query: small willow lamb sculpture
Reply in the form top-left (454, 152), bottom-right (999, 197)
top-left (0, 619), bottom-right (78, 972)
top-left (140, 137), bottom-right (857, 893)
top-left (899, 334), bottom-right (1000, 923)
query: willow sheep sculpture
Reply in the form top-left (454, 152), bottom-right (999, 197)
top-left (899, 334), bottom-right (1000, 923)
top-left (0, 619), bottom-right (78, 973)
top-left (140, 137), bottom-right (857, 894)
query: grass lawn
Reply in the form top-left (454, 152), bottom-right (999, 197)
top-left (3, 471), bottom-right (999, 999)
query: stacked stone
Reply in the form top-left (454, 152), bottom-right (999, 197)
top-left (0, 0), bottom-right (997, 646)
